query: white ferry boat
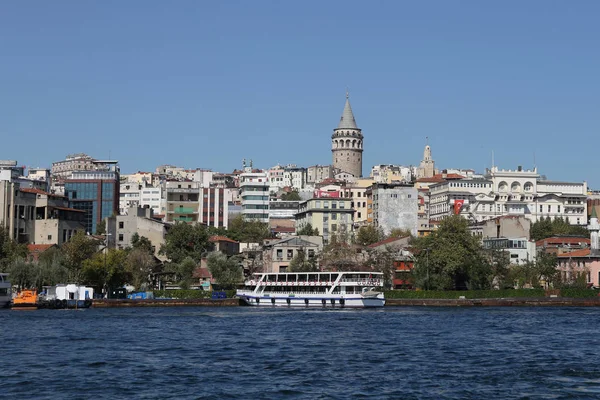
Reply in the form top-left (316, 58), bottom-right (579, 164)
top-left (236, 271), bottom-right (385, 308)
top-left (0, 273), bottom-right (11, 308)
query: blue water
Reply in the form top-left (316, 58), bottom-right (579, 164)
top-left (1, 307), bottom-right (600, 399)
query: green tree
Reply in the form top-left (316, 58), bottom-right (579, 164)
top-left (96, 219), bottom-right (106, 235)
top-left (207, 252), bottom-right (243, 289)
top-left (174, 256), bottom-right (197, 290)
top-left (35, 247), bottom-right (69, 289)
top-left (411, 215), bottom-right (491, 290)
top-left (126, 247), bottom-right (158, 290)
top-left (530, 216), bottom-right (589, 241)
top-left (7, 258), bottom-right (35, 291)
top-left (160, 222), bottom-right (211, 264)
top-left (356, 225), bottom-right (382, 246)
top-left (389, 228), bottom-right (412, 238)
top-left (81, 249), bottom-right (130, 290)
top-left (289, 249), bottom-right (318, 272)
top-left (0, 226), bottom-right (28, 270)
top-left (131, 233), bottom-right (154, 255)
top-left (281, 191), bottom-right (301, 201)
top-left (62, 231), bottom-right (99, 282)
top-left (227, 215), bottom-right (271, 243)
top-left (365, 247), bottom-right (397, 288)
top-left (320, 233), bottom-right (361, 271)
top-left (296, 223), bottom-right (319, 236)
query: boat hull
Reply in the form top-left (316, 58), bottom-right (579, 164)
top-left (237, 294), bottom-right (385, 308)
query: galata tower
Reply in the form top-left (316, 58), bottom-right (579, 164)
top-left (331, 92), bottom-right (363, 178)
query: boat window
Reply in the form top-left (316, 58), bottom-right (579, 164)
top-left (298, 274), bottom-right (307, 282)
top-left (331, 299), bottom-right (335, 305)
top-left (304, 299), bottom-right (309, 305)
top-left (322, 299), bottom-right (326, 306)
top-left (271, 298), bottom-right (275, 305)
top-left (331, 274), bottom-right (339, 281)
top-left (308, 274), bottom-right (318, 282)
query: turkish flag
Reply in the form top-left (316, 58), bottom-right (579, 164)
top-left (454, 200), bottom-right (465, 215)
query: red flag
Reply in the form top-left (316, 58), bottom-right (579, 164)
top-left (454, 199), bottom-right (465, 215)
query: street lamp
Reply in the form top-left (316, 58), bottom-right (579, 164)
top-left (104, 233), bottom-right (112, 298)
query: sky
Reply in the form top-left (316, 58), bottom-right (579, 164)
top-left (1, 1), bottom-right (599, 187)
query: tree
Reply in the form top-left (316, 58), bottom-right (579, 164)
top-left (81, 249), bottom-right (130, 290)
top-left (281, 191), bottom-right (301, 201)
top-left (0, 225), bottom-right (28, 270)
top-left (320, 233), bottom-right (361, 271)
top-left (175, 256), bottom-right (197, 290)
top-left (227, 214), bottom-right (271, 243)
top-left (131, 233), bottom-right (154, 255)
top-left (296, 223), bottom-right (319, 236)
top-left (7, 258), bottom-right (35, 291)
top-left (289, 249), bottom-right (318, 272)
top-left (35, 246), bottom-right (69, 289)
top-left (365, 247), bottom-right (397, 288)
top-left (62, 231), bottom-right (99, 282)
top-left (160, 222), bottom-right (211, 264)
top-left (126, 248), bottom-right (158, 290)
top-left (411, 215), bottom-right (491, 290)
top-left (96, 219), bottom-right (106, 235)
top-left (207, 252), bottom-right (243, 289)
top-left (389, 228), bottom-right (412, 238)
top-left (530, 216), bottom-right (589, 241)
top-left (356, 225), bottom-right (382, 247)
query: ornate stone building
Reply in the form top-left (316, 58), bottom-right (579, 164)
top-left (331, 93), bottom-right (363, 178)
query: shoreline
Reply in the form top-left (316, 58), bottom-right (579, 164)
top-left (89, 297), bottom-right (600, 308)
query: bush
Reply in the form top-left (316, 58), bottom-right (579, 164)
top-left (153, 290), bottom-right (236, 299)
top-left (560, 288), bottom-right (600, 298)
top-left (383, 289), bottom-right (546, 299)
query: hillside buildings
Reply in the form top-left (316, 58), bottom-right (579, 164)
top-left (296, 192), bottom-right (354, 244)
top-left (429, 166), bottom-right (588, 226)
top-left (368, 183), bottom-right (418, 236)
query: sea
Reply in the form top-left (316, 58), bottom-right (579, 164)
top-left (1, 306), bottom-right (600, 399)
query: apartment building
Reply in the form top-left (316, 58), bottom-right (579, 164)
top-left (165, 181), bottom-right (199, 224)
top-left (240, 168), bottom-right (269, 223)
top-left (296, 192), bottom-right (354, 244)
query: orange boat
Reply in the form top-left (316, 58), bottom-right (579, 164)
top-left (12, 289), bottom-right (38, 310)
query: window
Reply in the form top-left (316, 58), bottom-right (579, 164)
top-left (332, 213), bottom-right (337, 220)
top-left (287, 249), bottom-right (293, 260)
top-left (118, 234), bottom-right (124, 242)
top-left (332, 224), bottom-right (337, 231)
top-left (47, 234), bottom-right (52, 240)
top-left (548, 205), bottom-right (551, 212)
top-left (558, 205), bottom-right (561, 213)
top-left (118, 221), bottom-right (124, 229)
top-left (276, 249), bottom-right (283, 260)
top-left (540, 205), bottom-right (543, 213)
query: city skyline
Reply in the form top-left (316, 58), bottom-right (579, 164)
top-left (2, 2), bottom-right (599, 187)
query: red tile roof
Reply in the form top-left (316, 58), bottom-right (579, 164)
top-left (53, 206), bottom-right (85, 213)
top-left (416, 173), bottom-right (465, 183)
top-left (557, 249), bottom-right (591, 258)
top-left (20, 188), bottom-right (65, 198)
top-left (193, 267), bottom-right (213, 279)
top-left (536, 237), bottom-right (590, 247)
top-left (367, 236), bottom-right (409, 248)
top-left (209, 235), bottom-right (238, 244)
top-left (28, 244), bottom-right (55, 253)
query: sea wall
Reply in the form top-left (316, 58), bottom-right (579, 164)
top-left (92, 298), bottom-right (241, 308)
top-left (385, 297), bottom-right (600, 307)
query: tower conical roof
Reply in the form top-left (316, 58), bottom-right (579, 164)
top-left (337, 96), bottom-right (358, 129)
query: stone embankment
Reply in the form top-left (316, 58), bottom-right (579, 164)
top-left (92, 298), bottom-right (241, 307)
top-left (385, 297), bottom-right (600, 307)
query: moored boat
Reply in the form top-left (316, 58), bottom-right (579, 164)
top-left (236, 271), bottom-right (385, 308)
top-left (12, 289), bottom-right (38, 310)
top-left (38, 284), bottom-right (94, 309)
top-left (0, 273), bottom-right (11, 308)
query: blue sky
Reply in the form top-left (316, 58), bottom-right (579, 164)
top-left (1, 1), bottom-right (599, 187)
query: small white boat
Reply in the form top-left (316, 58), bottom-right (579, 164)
top-left (0, 273), bottom-right (11, 308)
top-left (236, 271), bottom-right (385, 308)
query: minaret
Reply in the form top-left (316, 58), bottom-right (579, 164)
top-left (589, 207), bottom-right (599, 252)
top-left (417, 137), bottom-right (435, 179)
top-left (331, 92), bottom-right (363, 178)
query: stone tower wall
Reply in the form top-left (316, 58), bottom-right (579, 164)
top-left (332, 128), bottom-right (363, 177)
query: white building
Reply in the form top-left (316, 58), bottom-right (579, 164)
top-left (369, 183), bottom-right (418, 236)
top-left (240, 168), bottom-right (269, 223)
top-left (371, 164), bottom-right (412, 184)
top-left (140, 186), bottom-right (164, 216)
top-left (429, 166), bottom-right (588, 226)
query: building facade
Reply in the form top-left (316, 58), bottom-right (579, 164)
top-left (307, 165), bottom-right (335, 184)
top-left (429, 166), bottom-right (588, 226)
top-left (331, 94), bottom-right (363, 178)
top-left (106, 205), bottom-right (167, 259)
top-left (198, 187), bottom-right (232, 229)
top-left (369, 183), bottom-right (418, 236)
top-left (240, 168), bottom-right (269, 223)
top-left (165, 181), bottom-right (200, 224)
top-left (296, 195), bottom-right (354, 244)
top-left (65, 163), bottom-right (120, 235)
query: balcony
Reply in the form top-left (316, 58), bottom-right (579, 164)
top-left (172, 216), bottom-right (194, 222)
top-left (168, 207), bottom-right (197, 214)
